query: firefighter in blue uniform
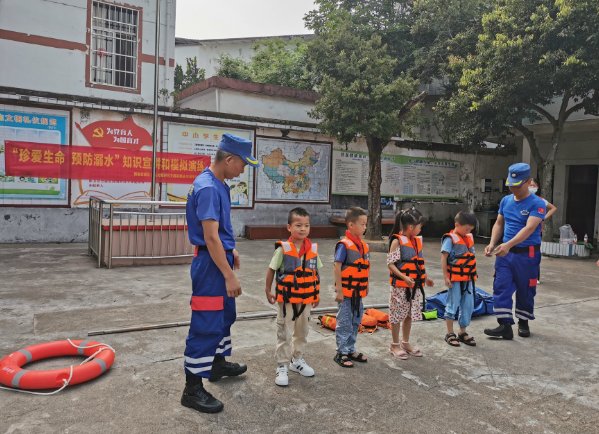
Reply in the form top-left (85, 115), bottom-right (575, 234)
top-left (484, 163), bottom-right (546, 340)
top-left (181, 133), bottom-right (258, 414)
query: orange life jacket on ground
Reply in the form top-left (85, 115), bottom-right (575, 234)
top-left (442, 230), bottom-right (478, 283)
top-left (365, 308), bottom-right (391, 329)
top-left (318, 314), bottom-right (337, 331)
top-left (358, 313), bottom-right (378, 333)
top-left (275, 240), bottom-right (320, 320)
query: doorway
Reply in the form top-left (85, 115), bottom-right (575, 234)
top-left (566, 165), bottom-right (598, 240)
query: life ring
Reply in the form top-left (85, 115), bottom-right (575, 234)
top-left (0, 340), bottom-right (115, 390)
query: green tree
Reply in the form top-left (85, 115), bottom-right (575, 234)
top-left (250, 39), bottom-right (313, 90)
top-left (174, 64), bottom-right (184, 92)
top-left (216, 39), bottom-right (313, 90)
top-left (174, 57), bottom-right (206, 92)
top-left (306, 4), bottom-right (425, 239)
top-left (410, 0), bottom-right (493, 83)
top-left (404, 0), bottom-right (495, 146)
top-left (215, 54), bottom-right (253, 81)
top-left (439, 0), bottom-right (599, 239)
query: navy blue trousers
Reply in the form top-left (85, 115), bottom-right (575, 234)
top-left (184, 250), bottom-right (236, 378)
top-left (492, 249), bottom-right (540, 325)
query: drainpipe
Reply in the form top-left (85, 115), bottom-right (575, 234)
top-left (150, 0), bottom-right (160, 204)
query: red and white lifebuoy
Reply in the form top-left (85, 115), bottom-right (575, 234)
top-left (0, 339), bottom-right (115, 390)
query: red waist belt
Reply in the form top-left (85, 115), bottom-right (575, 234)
top-left (191, 295), bottom-right (224, 311)
top-left (510, 245), bottom-right (540, 257)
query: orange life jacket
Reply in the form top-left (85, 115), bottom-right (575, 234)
top-left (365, 308), bottom-right (391, 329)
top-left (318, 314), bottom-right (337, 331)
top-left (442, 231), bottom-right (477, 282)
top-left (275, 240), bottom-right (320, 306)
top-left (389, 233), bottom-right (427, 288)
top-left (358, 313), bottom-right (378, 333)
top-left (336, 237), bottom-right (370, 299)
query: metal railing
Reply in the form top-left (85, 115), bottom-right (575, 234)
top-left (88, 197), bottom-right (193, 268)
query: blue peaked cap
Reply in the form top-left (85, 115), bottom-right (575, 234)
top-left (218, 133), bottom-right (258, 167)
top-left (505, 162), bottom-right (531, 186)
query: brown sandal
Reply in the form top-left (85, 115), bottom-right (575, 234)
top-left (458, 332), bottom-right (476, 346)
top-left (445, 333), bottom-right (461, 347)
top-left (334, 353), bottom-right (354, 368)
top-left (349, 352), bottom-right (368, 363)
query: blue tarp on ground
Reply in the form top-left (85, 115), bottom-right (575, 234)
top-left (425, 287), bottom-right (494, 318)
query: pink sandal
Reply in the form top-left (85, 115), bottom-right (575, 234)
top-left (389, 343), bottom-right (408, 360)
top-left (401, 341), bottom-right (423, 357)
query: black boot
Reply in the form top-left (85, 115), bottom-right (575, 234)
top-left (484, 323), bottom-right (514, 340)
top-left (209, 355), bottom-right (248, 383)
top-left (181, 372), bottom-right (224, 414)
top-left (518, 320), bottom-right (530, 337)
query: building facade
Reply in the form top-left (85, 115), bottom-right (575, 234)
top-left (1, 0), bottom-right (176, 241)
top-left (175, 34), bottom-right (314, 79)
top-left (1, 3), bottom-right (518, 243)
top-left (521, 100), bottom-right (599, 243)
top-left (1, 0), bottom-right (176, 103)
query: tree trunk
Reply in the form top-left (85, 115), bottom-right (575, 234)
top-left (539, 124), bottom-right (563, 241)
top-left (365, 136), bottom-right (384, 240)
top-left (515, 123), bottom-right (554, 241)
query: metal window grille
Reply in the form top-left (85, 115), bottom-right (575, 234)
top-left (91, 1), bottom-right (138, 89)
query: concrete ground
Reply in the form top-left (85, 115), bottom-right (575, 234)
top-left (0, 239), bottom-right (598, 434)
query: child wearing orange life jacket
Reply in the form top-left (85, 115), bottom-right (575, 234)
top-left (387, 208), bottom-right (434, 360)
top-left (265, 207), bottom-right (322, 387)
top-left (333, 207), bottom-right (370, 368)
top-left (441, 211), bottom-right (479, 347)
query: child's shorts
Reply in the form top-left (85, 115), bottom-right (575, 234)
top-left (389, 285), bottom-right (422, 324)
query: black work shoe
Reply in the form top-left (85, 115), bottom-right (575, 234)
top-left (181, 384), bottom-right (224, 414)
top-left (484, 323), bottom-right (514, 340)
top-left (209, 360), bottom-right (248, 383)
top-left (518, 320), bottom-right (531, 338)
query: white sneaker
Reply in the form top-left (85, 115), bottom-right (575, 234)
top-left (289, 357), bottom-right (315, 377)
top-left (275, 365), bottom-right (289, 386)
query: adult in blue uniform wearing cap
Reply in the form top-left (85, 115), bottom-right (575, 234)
top-left (181, 133), bottom-right (258, 414)
top-left (484, 163), bottom-right (546, 340)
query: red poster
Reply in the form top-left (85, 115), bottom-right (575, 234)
top-left (5, 141), bottom-right (210, 184)
top-left (75, 117), bottom-right (152, 151)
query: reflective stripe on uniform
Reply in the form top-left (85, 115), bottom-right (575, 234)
top-left (515, 308), bottom-right (533, 317)
top-left (217, 336), bottom-right (231, 346)
top-left (493, 307), bottom-right (513, 313)
top-left (185, 355), bottom-right (214, 365)
top-left (186, 365), bottom-right (212, 374)
top-left (215, 344), bottom-right (232, 354)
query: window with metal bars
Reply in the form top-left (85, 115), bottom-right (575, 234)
top-left (91, 1), bottom-right (139, 89)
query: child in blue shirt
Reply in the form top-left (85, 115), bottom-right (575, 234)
top-left (441, 212), bottom-right (479, 347)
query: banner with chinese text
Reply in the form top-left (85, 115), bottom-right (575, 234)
top-left (5, 141), bottom-right (209, 184)
top-left (0, 105), bottom-right (69, 206)
top-left (332, 150), bottom-right (461, 199)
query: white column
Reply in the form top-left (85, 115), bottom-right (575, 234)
top-left (521, 137), bottom-right (538, 176)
